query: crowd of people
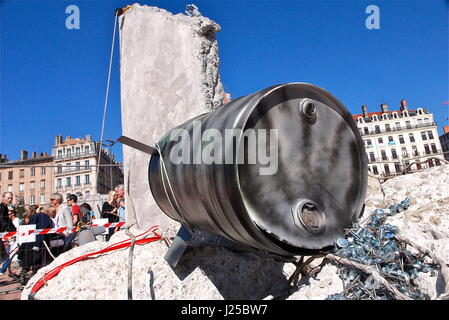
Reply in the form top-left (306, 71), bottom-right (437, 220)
top-left (0, 185), bottom-right (126, 275)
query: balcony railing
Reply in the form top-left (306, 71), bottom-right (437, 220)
top-left (54, 166), bottom-right (91, 175)
top-left (54, 151), bottom-right (96, 161)
top-left (360, 122), bottom-right (437, 136)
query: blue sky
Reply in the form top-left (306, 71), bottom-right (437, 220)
top-left (1, 0), bottom-right (448, 163)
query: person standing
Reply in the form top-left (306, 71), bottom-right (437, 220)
top-left (50, 193), bottom-right (74, 228)
top-left (0, 207), bottom-right (20, 275)
top-left (101, 190), bottom-right (118, 241)
top-left (115, 184), bottom-right (125, 204)
top-left (0, 192), bottom-right (14, 233)
top-left (67, 194), bottom-right (82, 225)
top-left (0, 192), bottom-right (14, 263)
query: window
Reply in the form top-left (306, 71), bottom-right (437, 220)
top-left (424, 144), bottom-right (431, 155)
top-left (412, 146), bottom-right (418, 156)
top-left (405, 121), bottom-right (412, 129)
top-left (30, 195), bottom-right (36, 205)
top-left (67, 149), bottom-right (72, 158)
top-left (391, 149), bottom-right (398, 159)
top-left (401, 147), bottom-right (408, 157)
top-left (57, 164), bottom-right (62, 174)
top-left (384, 165), bottom-right (390, 175)
top-left (40, 180), bottom-right (45, 189)
top-left (8, 171), bottom-right (13, 179)
top-left (395, 163), bottom-right (401, 173)
top-left (436, 159), bottom-right (441, 166)
top-left (84, 174), bottom-right (90, 185)
top-left (67, 163), bottom-right (71, 173)
top-left (85, 146), bottom-right (90, 154)
top-left (76, 147), bottom-right (80, 156)
top-left (428, 159), bottom-right (434, 167)
top-left (388, 136), bottom-right (394, 145)
top-left (399, 135), bottom-right (405, 144)
top-left (381, 150), bottom-right (387, 161)
top-left (76, 162), bottom-right (81, 171)
top-left (66, 177), bottom-right (72, 187)
top-left (56, 178), bottom-right (62, 188)
top-left (7, 185), bottom-right (13, 192)
top-left (395, 122), bottom-right (401, 130)
top-left (385, 124), bottom-right (391, 132)
top-left (409, 133), bottom-right (415, 143)
top-left (369, 152), bottom-right (376, 162)
top-left (374, 125), bottom-right (381, 134)
top-left (431, 143), bottom-right (438, 154)
top-left (20, 169), bottom-right (25, 178)
top-left (40, 194), bottom-right (46, 204)
top-left (84, 160), bottom-right (90, 170)
top-left (372, 166), bottom-right (379, 175)
top-left (41, 167), bottom-right (46, 175)
top-left (30, 181), bottom-right (35, 190)
top-left (417, 119), bottom-right (423, 126)
top-left (424, 118), bottom-right (429, 123)
top-left (19, 183), bottom-right (24, 192)
top-left (30, 167), bottom-right (35, 176)
top-left (364, 127), bottom-right (369, 135)
top-left (75, 176), bottom-right (81, 186)
top-left (378, 137), bottom-right (383, 144)
top-left (421, 132), bottom-right (427, 140)
top-left (427, 131), bottom-right (434, 140)
top-left (58, 150), bottom-right (63, 158)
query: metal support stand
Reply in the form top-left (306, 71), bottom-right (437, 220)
top-left (164, 226), bottom-right (194, 268)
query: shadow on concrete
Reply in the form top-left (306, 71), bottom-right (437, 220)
top-left (171, 243), bottom-right (291, 300)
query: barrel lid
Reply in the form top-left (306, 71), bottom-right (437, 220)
top-left (236, 83), bottom-right (367, 250)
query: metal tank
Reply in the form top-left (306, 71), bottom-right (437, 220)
top-left (148, 83), bottom-right (367, 256)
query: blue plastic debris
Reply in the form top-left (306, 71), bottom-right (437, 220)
top-left (327, 198), bottom-right (436, 300)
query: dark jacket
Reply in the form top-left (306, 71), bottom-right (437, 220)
top-left (101, 202), bottom-right (119, 223)
top-left (28, 213), bottom-right (54, 248)
top-left (0, 202), bottom-right (9, 233)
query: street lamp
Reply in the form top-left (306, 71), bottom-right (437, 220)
top-left (102, 139), bottom-right (117, 191)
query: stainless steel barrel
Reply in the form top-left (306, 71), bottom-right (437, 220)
top-left (149, 83), bottom-right (367, 256)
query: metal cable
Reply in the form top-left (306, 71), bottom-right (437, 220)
top-left (96, 13), bottom-right (118, 187)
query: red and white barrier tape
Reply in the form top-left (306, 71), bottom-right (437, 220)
top-left (0, 222), bottom-right (125, 240)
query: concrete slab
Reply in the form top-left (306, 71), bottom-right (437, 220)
top-left (119, 4), bottom-right (225, 230)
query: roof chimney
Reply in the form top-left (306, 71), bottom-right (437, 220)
top-left (86, 135), bottom-right (92, 141)
top-left (380, 103), bottom-right (388, 113)
top-left (0, 154), bottom-right (8, 163)
top-left (55, 134), bottom-right (63, 146)
top-left (443, 126), bottom-right (449, 134)
top-left (361, 105), bottom-right (368, 117)
top-left (32, 151), bottom-right (37, 158)
top-left (20, 150), bottom-right (28, 160)
top-left (66, 135), bottom-right (71, 141)
top-left (400, 99), bottom-right (408, 111)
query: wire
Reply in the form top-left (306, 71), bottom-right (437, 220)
top-left (96, 12), bottom-right (119, 189)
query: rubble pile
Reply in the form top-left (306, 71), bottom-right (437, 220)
top-left (21, 164), bottom-right (449, 300)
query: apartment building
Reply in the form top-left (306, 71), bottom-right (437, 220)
top-left (0, 151), bottom-right (54, 206)
top-left (439, 126), bottom-right (449, 161)
top-left (52, 134), bottom-right (123, 200)
top-left (353, 99), bottom-right (444, 177)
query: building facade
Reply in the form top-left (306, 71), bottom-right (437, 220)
top-left (52, 134), bottom-right (124, 201)
top-left (0, 151), bottom-right (54, 206)
top-left (439, 126), bottom-right (449, 161)
top-left (353, 99), bottom-right (445, 177)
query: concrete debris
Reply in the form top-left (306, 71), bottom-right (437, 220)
top-left (21, 164), bottom-right (449, 300)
